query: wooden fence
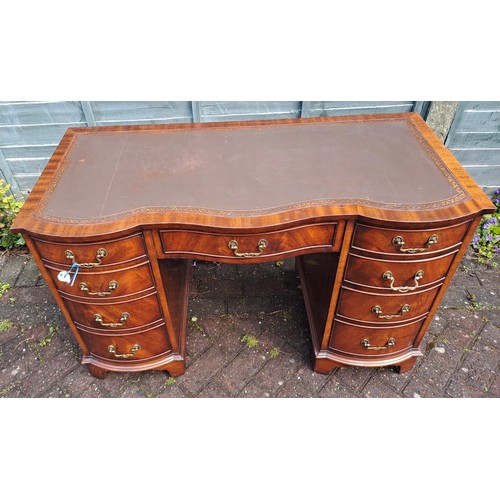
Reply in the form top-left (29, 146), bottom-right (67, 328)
top-left (445, 101), bottom-right (500, 195)
top-left (0, 101), bottom-right (430, 195)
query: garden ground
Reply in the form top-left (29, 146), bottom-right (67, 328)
top-left (0, 247), bottom-right (498, 398)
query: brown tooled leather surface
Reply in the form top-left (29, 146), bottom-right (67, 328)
top-left (41, 118), bottom-right (463, 220)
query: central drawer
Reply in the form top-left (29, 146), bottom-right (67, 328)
top-left (159, 223), bottom-right (338, 262)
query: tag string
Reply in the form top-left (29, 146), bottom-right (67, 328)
top-left (68, 262), bottom-right (80, 286)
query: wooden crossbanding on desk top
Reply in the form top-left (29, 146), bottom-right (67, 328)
top-left (13, 113), bottom-right (492, 239)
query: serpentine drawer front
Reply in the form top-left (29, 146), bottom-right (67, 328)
top-left (64, 291), bottom-right (163, 330)
top-left (11, 113), bottom-right (495, 379)
top-left (46, 260), bottom-right (155, 300)
top-left (77, 323), bottom-right (172, 364)
top-left (344, 252), bottom-right (457, 290)
top-left (336, 285), bottom-right (441, 324)
top-left (329, 318), bottom-right (425, 357)
top-left (158, 223), bottom-right (339, 262)
top-left (32, 233), bottom-right (147, 266)
top-left (351, 220), bottom-right (471, 257)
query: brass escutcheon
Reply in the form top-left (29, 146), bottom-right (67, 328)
top-left (382, 270), bottom-right (424, 293)
top-left (360, 338), bottom-right (396, 350)
top-left (65, 248), bottom-right (107, 268)
top-left (108, 343), bottom-right (141, 358)
top-left (228, 239), bottom-right (268, 258)
top-left (371, 304), bottom-right (410, 319)
top-left (392, 234), bottom-right (438, 253)
top-left (94, 312), bottom-right (129, 327)
top-left (79, 280), bottom-right (118, 296)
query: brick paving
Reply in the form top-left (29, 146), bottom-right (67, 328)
top-left (0, 248), bottom-right (498, 398)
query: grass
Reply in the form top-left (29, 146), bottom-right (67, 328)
top-left (241, 334), bottom-right (259, 349)
top-left (0, 281), bottom-right (10, 298)
top-left (269, 347), bottom-right (280, 358)
top-left (0, 319), bottom-right (13, 332)
top-left (34, 323), bottom-right (60, 348)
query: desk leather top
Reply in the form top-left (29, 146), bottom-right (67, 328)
top-left (13, 113), bottom-right (495, 237)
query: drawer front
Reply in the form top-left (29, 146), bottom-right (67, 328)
top-left (159, 223), bottom-right (337, 261)
top-left (337, 286), bottom-right (440, 324)
top-left (344, 252), bottom-right (456, 290)
top-left (47, 260), bottom-right (154, 300)
top-left (352, 220), bottom-right (470, 257)
top-left (33, 232), bottom-right (146, 267)
top-left (79, 325), bottom-right (171, 361)
top-left (65, 293), bottom-right (163, 330)
top-left (329, 319), bottom-right (423, 356)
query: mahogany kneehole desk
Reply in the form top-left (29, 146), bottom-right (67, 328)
top-left (12, 113), bottom-right (495, 379)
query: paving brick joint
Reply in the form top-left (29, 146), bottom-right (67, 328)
top-left (0, 248), bottom-right (498, 398)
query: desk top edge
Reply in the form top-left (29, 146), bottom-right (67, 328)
top-left (12, 113), bottom-right (495, 239)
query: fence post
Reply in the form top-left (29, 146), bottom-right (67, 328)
top-left (425, 101), bottom-right (460, 143)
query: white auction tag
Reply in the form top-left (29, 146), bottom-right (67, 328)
top-left (57, 271), bottom-right (71, 283)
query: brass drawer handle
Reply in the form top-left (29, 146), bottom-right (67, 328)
top-left (382, 270), bottom-right (424, 293)
top-left (361, 338), bottom-right (396, 350)
top-left (371, 304), bottom-right (410, 319)
top-left (108, 343), bottom-right (141, 358)
top-left (392, 234), bottom-right (438, 253)
top-left (228, 239), bottom-right (268, 257)
top-left (65, 248), bottom-right (107, 268)
top-left (80, 280), bottom-right (119, 296)
top-left (94, 312), bottom-right (129, 327)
